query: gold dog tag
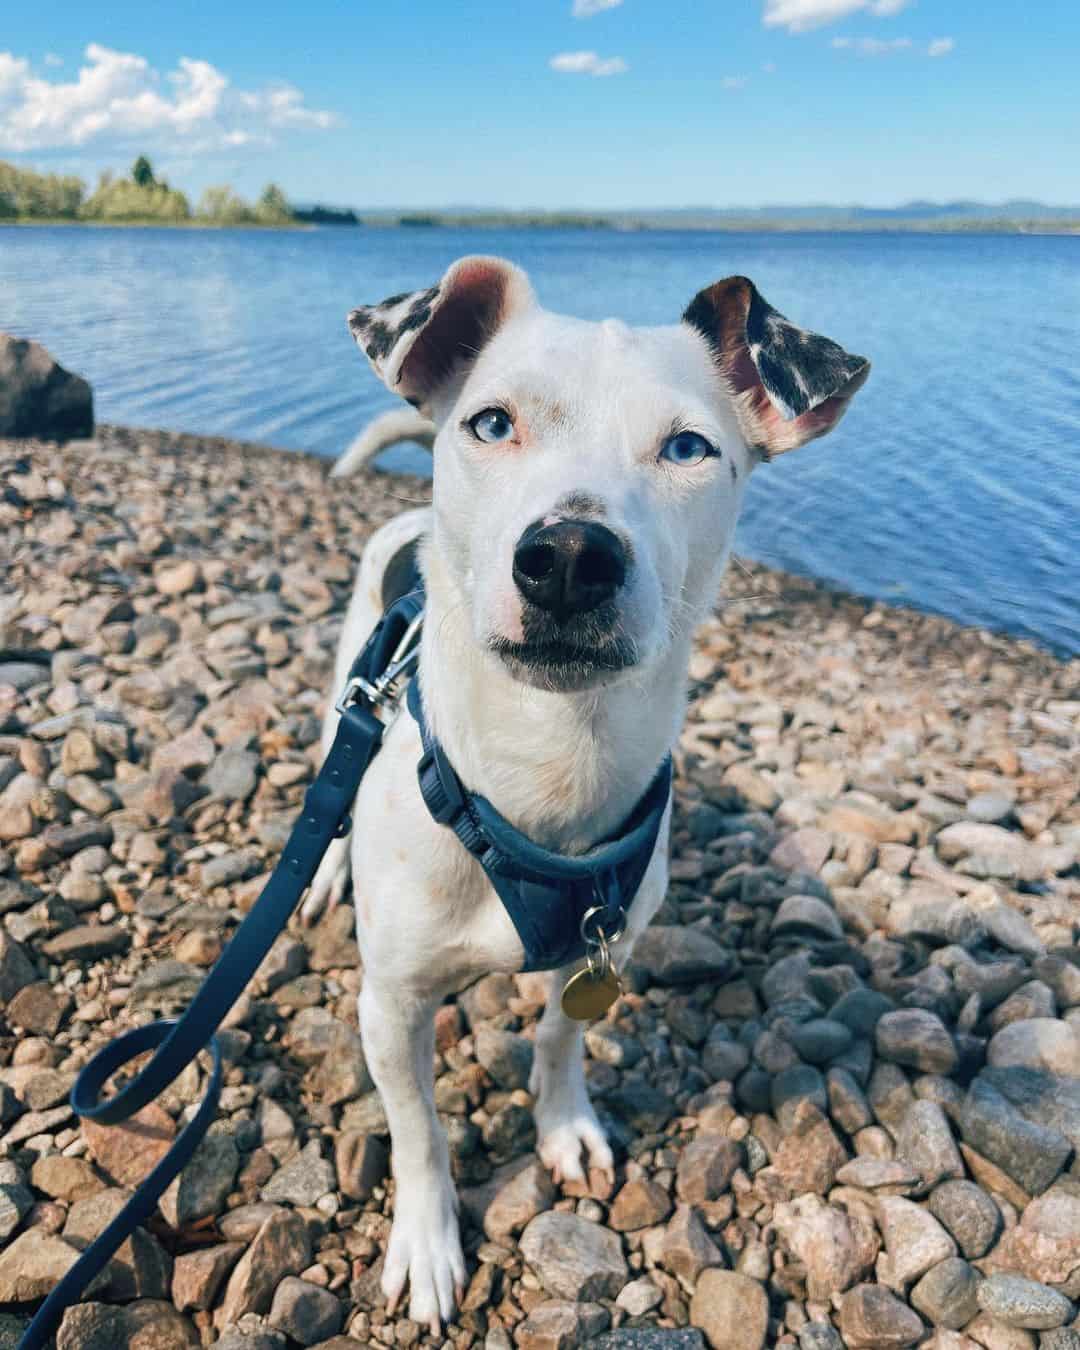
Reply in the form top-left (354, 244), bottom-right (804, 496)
top-left (561, 965), bottom-right (623, 1021)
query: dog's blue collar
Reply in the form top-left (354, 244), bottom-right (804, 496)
top-left (406, 666), bottom-right (672, 973)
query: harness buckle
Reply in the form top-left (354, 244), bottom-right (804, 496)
top-left (417, 742), bottom-right (466, 824)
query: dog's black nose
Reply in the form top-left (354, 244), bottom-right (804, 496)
top-left (512, 520), bottom-right (627, 619)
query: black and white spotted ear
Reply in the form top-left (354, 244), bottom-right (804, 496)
top-left (347, 256), bottom-right (534, 414)
top-left (683, 276), bottom-right (870, 458)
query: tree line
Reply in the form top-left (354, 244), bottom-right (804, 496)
top-left (0, 156), bottom-right (296, 226)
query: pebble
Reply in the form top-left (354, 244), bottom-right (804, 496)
top-left (929, 1180), bottom-right (1003, 1259)
top-left (976, 1273), bottom-right (1075, 1330)
top-left (876, 1009), bottom-right (959, 1075)
top-left (909, 1257), bottom-right (981, 1329)
top-left (689, 1270), bottom-right (770, 1350)
top-left (519, 1212), bottom-right (628, 1301)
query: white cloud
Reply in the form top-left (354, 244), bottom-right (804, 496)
top-left (0, 42), bottom-right (337, 154)
top-left (722, 75), bottom-right (749, 89)
top-left (549, 50), bottom-right (628, 76)
top-left (831, 35), bottom-right (912, 54)
top-left (572, 0), bottom-right (623, 16)
top-left (763, 0), bottom-right (911, 33)
top-left (832, 34), bottom-right (954, 57)
top-left (43, 53), bottom-right (63, 68)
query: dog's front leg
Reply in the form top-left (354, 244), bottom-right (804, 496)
top-left (360, 976), bottom-right (465, 1333)
top-left (529, 965), bottom-right (616, 1186)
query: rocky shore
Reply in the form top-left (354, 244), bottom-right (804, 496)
top-left (1, 424), bottom-right (1078, 1350)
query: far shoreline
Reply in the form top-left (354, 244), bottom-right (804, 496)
top-left (4, 217), bottom-right (1080, 236)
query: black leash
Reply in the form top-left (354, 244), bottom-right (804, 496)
top-left (17, 591), bottom-right (423, 1350)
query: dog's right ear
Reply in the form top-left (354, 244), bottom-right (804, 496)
top-left (348, 256), bottom-right (534, 414)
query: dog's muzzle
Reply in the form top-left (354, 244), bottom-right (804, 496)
top-left (495, 518), bottom-right (636, 688)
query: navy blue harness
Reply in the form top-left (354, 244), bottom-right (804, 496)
top-left (409, 678), bottom-right (671, 970)
top-left (17, 585), bottom-right (669, 1350)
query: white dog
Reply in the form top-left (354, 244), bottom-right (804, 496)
top-left (302, 256), bottom-right (869, 1333)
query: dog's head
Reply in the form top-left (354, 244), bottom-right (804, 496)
top-left (348, 256), bottom-right (869, 693)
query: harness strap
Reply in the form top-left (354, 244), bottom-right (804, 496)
top-left (408, 677), bottom-right (672, 972)
top-left (16, 594), bottom-right (419, 1350)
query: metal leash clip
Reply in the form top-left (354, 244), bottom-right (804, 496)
top-left (334, 610), bottom-right (424, 728)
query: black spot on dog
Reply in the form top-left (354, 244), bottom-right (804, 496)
top-left (729, 459), bottom-right (738, 484)
top-left (364, 320), bottom-right (395, 361)
top-left (398, 303), bottom-right (432, 335)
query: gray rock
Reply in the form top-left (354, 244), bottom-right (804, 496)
top-left (260, 1140), bottom-right (335, 1208)
top-left (0, 1180), bottom-right (34, 1241)
top-left (629, 925), bottom-right (736, 985)
top-left (798, 1324), bottom-right (844, 1350)
top-left (592, 1331), bottom-right (706, 1349)
top-left (895, 1100), bottom-right (964, 1187)
top-left (0, 335), bottom-right (93, 440)
top-left (980, 1066), bottom-right (1080, 1154)
top-left (204, 746), bottom-right (259, 803)
top-left (702, 1028), bottom-right (750, 1083)
top-left (910, 1256), bottom-right (981, 1328)
top-left (961, 1078), bottom-right (1071, 1195)
top-left (982, 905), bottom-right (1046, 960)
top-left (878, 1195), bottom-right (956, 1286)
top-left (929, 1180), bottom-right (1002, 1259)
top-left (771, 894), bottom-right (843, 942)
top-left (976, 1273), bottom-right (1074, 1330)
top-left (474, 1026), bottom-right (534, 1090)
top-left (0, 930), bottom-right (37, 1005)
top-left (790, 1018), bottom-right (854, 1063)
top-left (519, 1211), bottom-right (628, 1300)
top-left (988, 1019), bottom-right (1080, 1078)
top-left (876, 1009), bottom-right (958, 1075)
top-left (830, 988), bottom-right (896, 1034)
top-left (160, 1131), bottom-right (239, 1226)
top-left (267, 1277), bottom-right (343, 1345)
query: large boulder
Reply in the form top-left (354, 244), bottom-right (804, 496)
top-left (0, 335), bottom-right (93, 440)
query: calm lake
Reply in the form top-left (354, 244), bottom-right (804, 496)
top-left (2, 225), bottom-right (1078, 655)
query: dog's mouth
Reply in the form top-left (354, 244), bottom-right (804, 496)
top-left (489, 633), bottom-right (638, 691)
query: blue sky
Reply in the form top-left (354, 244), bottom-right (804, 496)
top-left (2, 0), bottom-right (1078, 209)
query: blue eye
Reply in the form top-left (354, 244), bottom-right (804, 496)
top-left (660, 431), bottom-right (716, 467)
top-left (469, 407), bottom-right (515, 443)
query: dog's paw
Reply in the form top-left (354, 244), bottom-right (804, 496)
top-left (382, 1181), bottom-right (466, 1336)
top-left (535, 1099), bottom-right (614, 1186)
top-left (300, 836), bottom-right (350, 925)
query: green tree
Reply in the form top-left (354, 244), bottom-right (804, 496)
top-left (196, 185), bottom-right (255, 224)
top-left (132, 155), bottom-right (156, 189)
top-left (255, 182), bottom-right (292, 224)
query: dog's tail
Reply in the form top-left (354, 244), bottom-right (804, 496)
top-left (331, 408), bottom-right (435, 478)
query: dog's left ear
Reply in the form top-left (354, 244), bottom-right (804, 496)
top-left (348, 256), bottom-right (534, 414)
top-left (684, 276), bottom-right (870, 458)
